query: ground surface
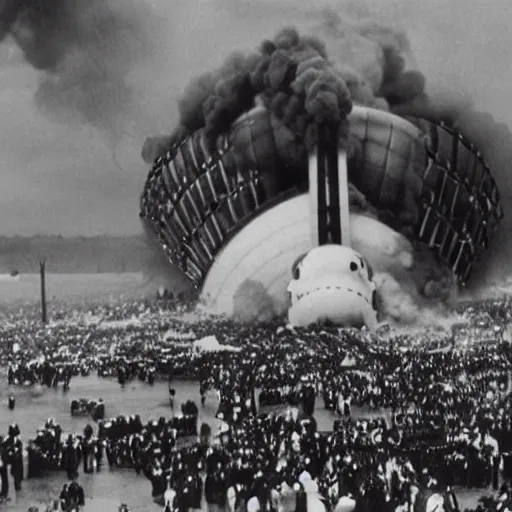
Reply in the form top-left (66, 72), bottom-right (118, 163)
top-left (0, 376), bottom-right (204, 512)
top-left (0, 376), bottom-right (487, 512)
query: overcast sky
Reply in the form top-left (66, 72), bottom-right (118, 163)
top-left (0, 0), bottom-right (510, 236)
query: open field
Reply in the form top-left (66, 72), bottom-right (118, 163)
top-left (0, 271), bottom-right (511, 307)
top-left (0, 273), bottom-right (155, 308)
top-left (0, 376), bottom-right (212, 512)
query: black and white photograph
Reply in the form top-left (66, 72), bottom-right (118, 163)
top-left (0, 0), bottom-right (511, 511)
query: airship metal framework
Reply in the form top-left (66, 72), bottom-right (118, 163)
top-left (140, 110), bottom-right (503, 289)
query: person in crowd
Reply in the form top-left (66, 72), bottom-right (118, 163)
top-left (0, 438), bottom-right (8, 501)
top-left (59, 481), bottom-right (85, 510)
top-left (63, 435), bottom-right (80, 480)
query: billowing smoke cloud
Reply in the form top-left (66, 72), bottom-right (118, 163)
top-left (143, 18), bottom-right (427, 162)
top-left (375, 272), bottom-right (455, 327)
top-left (233, 279), bottom-right (278, 324)
top-left (173, 26), bottom-right (355, 151)
top-left (373, 240), bottom-right (458, 326)
top-left (0, 0), bottom-right (158, 134)
top-left (312, 10), bottom-right (426, 109)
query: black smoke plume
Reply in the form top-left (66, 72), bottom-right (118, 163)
top-left (0, 0), bottom-right (157, 132)
top-left (181, 25), bottom-right (356, 150)
top-left (143, 21), bottom-right (426, 164)
top-left (316, 11), bottom-right (428, 110)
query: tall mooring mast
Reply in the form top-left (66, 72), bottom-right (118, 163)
top-left (309, 123), bottom-right (351, 248)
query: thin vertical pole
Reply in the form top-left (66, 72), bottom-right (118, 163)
top-left (40, 259), bottom-right (47, 324)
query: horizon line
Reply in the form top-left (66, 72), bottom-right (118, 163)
top-left (0, 233), bottom-right (145, 238)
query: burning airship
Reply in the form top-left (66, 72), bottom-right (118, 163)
top-left (140, 27), bottom-right (503, 328)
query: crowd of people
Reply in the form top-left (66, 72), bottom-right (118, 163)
top-left (1, 296), bottom-right (512, 511)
